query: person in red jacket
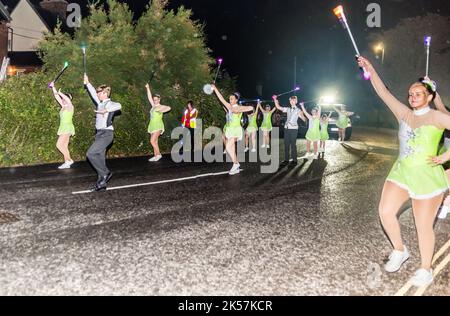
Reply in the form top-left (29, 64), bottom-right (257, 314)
top-left (181, 101), bottom-right (199, 153)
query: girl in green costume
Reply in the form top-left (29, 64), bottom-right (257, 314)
top-left (334, 106), bottom-right (354, 142)
top-left (259, 103), bottom-right (277, 149)
top-left (49, 81), bottom-right (75, 170)
top-left (146, 83), bottom-right (171, 162)
top-left (359, 56), bottom-right (450, 288)
top-left (301, 103), bottom-right (321, 159)
top-left (245, 101), bottom-right (260, 153)
top-left (319, 112), bottom-right (333, 154)
top-left (211, 85), bottom-right (253, 175)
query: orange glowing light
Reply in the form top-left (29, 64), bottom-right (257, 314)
top-left (333, 5), bottom-right (344, 19)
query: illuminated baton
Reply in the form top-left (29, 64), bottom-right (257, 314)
top-left (81, 42), bottom-right (87, 74)
top-left (424, 36), bottom-right (431, 77)
top-left (203, 58), bottom-right (224, 95)
top-left (333, 5), bottom-right (370, 80)
top-left (275, 86), bottom-right (301, 98)
top-left (48, 61), bottom-right (69, 88)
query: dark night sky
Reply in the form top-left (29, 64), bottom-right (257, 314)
top-left (71, 0), bottom-right (450, 103)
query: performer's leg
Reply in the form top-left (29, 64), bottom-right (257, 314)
top-left (379, 181), bottom-right (410, 251)
top-left (87, 131), bottom-right (113, 178)
top-left (412, 195), bottom-right (443, 270)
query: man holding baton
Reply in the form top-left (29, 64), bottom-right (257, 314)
top-left (273, 95), bottom-right (306, 166)
top-left (84, 74), bottom-right (122, 192)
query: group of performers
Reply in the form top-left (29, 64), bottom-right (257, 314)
top-left (47, 53), bottom-right (450, 288)
top-left (49, 78), bottom-right (350, 178)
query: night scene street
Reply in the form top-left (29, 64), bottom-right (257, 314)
top-left (0, 0), bottom-right (449, 298)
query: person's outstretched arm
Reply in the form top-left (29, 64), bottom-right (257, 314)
top-left (212, 84), bottom-right (231, 110)
top-left (84, 74), bottom-right (100, 106)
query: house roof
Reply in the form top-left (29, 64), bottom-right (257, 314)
top-left (4, 0), bottom-right (71, 31)
top-left (0, 1), bottom-right (11, 21)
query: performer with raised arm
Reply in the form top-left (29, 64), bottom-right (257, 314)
top-left (211, 84), bottom-right (253, 175)
top-left (49, 82), bottom-right (75, 170)
top-left (301, 103), bottom-right (321, 160)
top-left (358, 56), bottom-right (450, 287)
top-left (84, 74), bottom-right (122, 192)
top-left (245, 102), bottom-right (259, 153)
top-left (334, 106), bottom-right (354, 142)
top-left (260, 103), bottom-right (277, 149)
top-left (273, 95), bottom-right (306, 166)
top-left (146, 84), bottom-right (171, 162)
top-left (320, 112), bottom-right (333, 154)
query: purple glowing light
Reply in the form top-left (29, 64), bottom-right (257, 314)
top-left (363, 72), bottom-right (371, 81)
top-left (424, 36), bottom-right (431, 47)
top-left (294, 86), bottom-right (300, 91)
top-left (217, 58), bottom-right (223, 65)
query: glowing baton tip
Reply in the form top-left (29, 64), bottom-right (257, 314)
top-left (363, 72), bottom-right (371, 80)
top-left (295, 86), bottom-right (300, 91)
top-left (217, 58), bottom-right (223, 65)
top-left (333, 5), bottom-right (344, 18)
top-left (63, 61), bottom-right (69, 68)
top-left (424, 36), bottom-right (431, 47)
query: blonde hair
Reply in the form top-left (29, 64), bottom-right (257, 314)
top-left (96, 85), bottom-right (111, 98)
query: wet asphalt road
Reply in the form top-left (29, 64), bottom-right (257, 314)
top-left (0, 128), bottom-right (449, 296)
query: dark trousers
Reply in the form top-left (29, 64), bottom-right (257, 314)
top-left (284, 129), bottom-right (298, 162)
top-left (87, 130), bottom-right (114, 178)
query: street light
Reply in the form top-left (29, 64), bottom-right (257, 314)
top-left (374, 43), bottom-right (385, 64)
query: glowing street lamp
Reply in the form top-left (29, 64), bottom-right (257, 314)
top-left (374, 43), bottom-right (385, 64)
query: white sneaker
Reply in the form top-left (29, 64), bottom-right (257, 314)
top-left (149, 155), bottom-right (162, 162)
top-left (313, 154), bottom-right (319, 160)
top-left (58, 160), bottom-right (73, 169)
top-left (229, 164), bottom-right (240, 175)
top-left (410, 269), bottom-right (433, 287)
top-left (261, 144), bottom-right (266, 148)
top-left (438, 205), bottom-right (449, 219)
top-left (223, 150), bottom-right (227, 155)
top-left (384, 247), bottom-right (410, 273)
top-left (266, 145), bottom-right (270, 149)
top-left (244, 147), bottom-right (249, 153)
top-left (251, 148), bottom-right (257, 153)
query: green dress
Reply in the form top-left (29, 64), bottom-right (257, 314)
top-left (57, 109), bottom-right (75, 136)
top-left (223, 110), bottom-right (232, 134)
top-left (261, 112), bottom-right (272, 132)
top-left (225, 108), bottom-right (243, 140)
top-left (148, 107), bottom-right (165, 134)
top-left (246, 114), bottom-right (258, 133)
top-left (337, 113), bottom-right (350, 129)
top-left (387, 123), bottom-right (449, 199)
top-left (320, 121), bottom-right (329, 141)
top-left (306, 118), bottom-right (321, 142)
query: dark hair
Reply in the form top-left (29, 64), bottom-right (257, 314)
top-left (154, 94), bottom-right (161, 99)
top-left (187, 100), bottom-right (195, 108)
top-left (232, 92), bottom-right (241, 100)
top-left (418, 77), bottom-right (437, 101)
top-left (289, 96), bottom-right (298, 101)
